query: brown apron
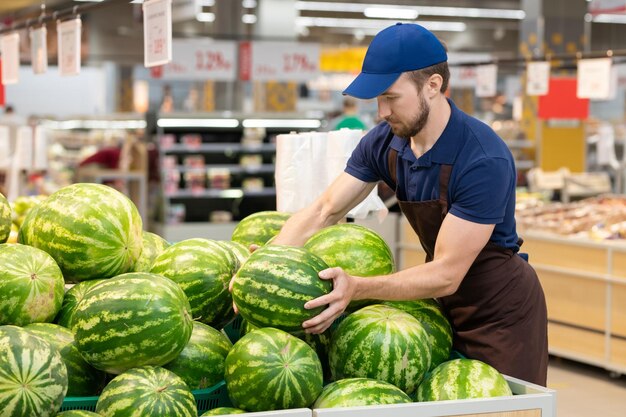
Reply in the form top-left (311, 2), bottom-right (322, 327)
top-left (388, 148), bottom-right (549, 386)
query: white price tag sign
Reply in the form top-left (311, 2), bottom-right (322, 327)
top-left (159, 39), bottom-right (236, 81)
top-left (57, 18), bottom-right (82, 76)
top-left (30, 26), bottom-right (48, 75)
top-left (143, 0), bottom-right (173, 68)
top-left (577, 58), bottom-right (612, 99)
top-left (475, 64), bottom-right (498, 97)
top-left (0, 33), bottom-right (20, 85)
top-left (250, 42), bottom-right (319, 81)
top-left (589, 0), bottom-right (626, 14)
top-left (526, 61), bottom-right (550, 96)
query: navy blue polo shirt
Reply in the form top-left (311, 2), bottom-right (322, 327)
top-left (346, 99), bottom-right (519, 251)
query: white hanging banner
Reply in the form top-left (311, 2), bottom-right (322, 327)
top-left (577, 58), bottom-right (612, 99)
top-left (30, 26), bottom-right (48, 75)
top-left (589, 0), bottom-right (626, 15)
top-left (143, 0), bottom-right (173, 68)
top-left (249, 41), bottom-right (320, 81)
top-left (475, 64), bottom-right (498, 97)
top-left (526, 61), bottom-right (550, 96)
top-left (159, 39), bottom-right (237, 81)
top-left (57, 18), bottom-right (82, 76)
top-left (0, 33), bottom-right (20, 85)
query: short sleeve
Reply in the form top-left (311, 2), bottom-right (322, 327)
top-left (448, 157), bottom-right (514, 224)
top-left (344, 124), bottom-right (390, 183)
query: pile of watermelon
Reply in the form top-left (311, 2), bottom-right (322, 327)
top-left (0, 186), bottom-right (513, 416)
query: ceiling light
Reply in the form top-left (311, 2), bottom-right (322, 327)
top-left (198, 0), bottom-right (215, 6)
top-left (157, 119), bottom-right (240, 128)
top-left (242, 119), bottom-right (321, 129)
top-left (196, 12), bottom-right (216, 22)
top-left (242, 0), bottom-right (257, 8)
top-left (364, 7), bottom-right (418, 20)
top-left (242, 14), bottom-right (257, 24)
top-left (296, 17), bottom-right (466, 32)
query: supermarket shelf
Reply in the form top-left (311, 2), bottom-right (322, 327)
top-left (162, 143), bottom-right (276, 154)
top-left (172, 164), bottom-right (275, 175)
top-left (165, 188), bottom-right (276, 199)
top-left (154, 221), bottom-right (237, 243)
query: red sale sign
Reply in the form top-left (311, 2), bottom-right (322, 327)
top-left (158, 39), bottom-right (237, 81)
top-left (250, 41), bottom-right (320, 81)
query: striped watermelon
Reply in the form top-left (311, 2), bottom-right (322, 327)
top-left (218, 240), bottom-right (250, 269)
top-left (313, 378), bottom-right (412, 409)
top-left (304, 224), bottom-right (394, 310)
top-left (231, 245), bottom-right (331, 332)
top-left (231, 211), bottom-right (290, 247)
top-left (329, 304), bottom-right (431, 395)
top-left (0, 325), bottom-right (68, 417)
top-left (164, 321), bottom-right (233, 390)
top-left (24, 323), bottom-right (106, 396)
top-left (18, 183), bottom-right (143, 282)
top-left (384, 299), bottom-right (452, 369)
top-left (56, 411), bottom-right (102, 417)
top-left (132, 231), bottom-right (171, 272)
top-left (417, 358), bottom-right (513, 401)
top-left (72, 272), bottom-right (193, 374)
top-left (150, 238), bottom-right (238, 329)
top-left (225, 327), bottom-right (323, 412)
top-left (55, 279), bottom-right (105, 329)
top-left (0, 243), bottom-right (65, 326)
top-left (0, 192), bottom-right (10, 243)
top-left (95, 366), bottom-right (197, 417)
top-left (201, 407), bottom-right (246, 415)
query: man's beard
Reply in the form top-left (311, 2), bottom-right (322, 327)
top-left (388, 95), bottom-right (430, 139)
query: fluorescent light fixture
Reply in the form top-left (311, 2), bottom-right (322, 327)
top-left (242, 0), bottom-right (257, 8)
top-left (242, 119), bottom-right (322, 129)
top-left (221, 189), bottom-right (244, 198)
top-left (364, 7), bottom-right (418, 20)
top-left (41, 120), bottom-right (147, 130)
top-left (295, 2), bottom-right (525, 20)
top-left (198, 0), bottom-right (215, 6)
top-left (296, 17), bottom-right (466, 32)
top-left (242, 14), bottom-right (258, 24)
top-left (157, 119), bottom-right (240, 128)
top-left (592, 13), bottom-right (626, 24)
top-left (196, 12), bottom-right (216, 22)
top-left (73, 0), bottom-right (104, 3)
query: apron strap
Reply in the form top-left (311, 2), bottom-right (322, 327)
top-left (439, 164), bottom-right (452, 216)
top-left (388, 148), bottom-right (398, 190)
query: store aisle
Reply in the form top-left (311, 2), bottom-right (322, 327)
top-left (547, 356), bottom-right (626, 416)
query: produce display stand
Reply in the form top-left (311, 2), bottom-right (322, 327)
top-left (313, 376), bottom-right (555, 417)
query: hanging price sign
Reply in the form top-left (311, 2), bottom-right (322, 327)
top-left (475, 64), bottom-right (498, 98)
top-left (526, 61), bottom-right (550, 96)
top-left (0, 33), bottom-right (20, 85)
top-left (30, 26), bottom-right (48, 75)
top-left (57, 18), bottom-right (82, 76)
top-left (143, 0), bottom-right (173, 68)
top-left (249, 42), bottom-right (319, 81)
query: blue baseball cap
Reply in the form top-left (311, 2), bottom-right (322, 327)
top-left (343, 23), bottom-right (447, 99)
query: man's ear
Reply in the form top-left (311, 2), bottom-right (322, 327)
top-left (427, 74), bottom-right (443, 96)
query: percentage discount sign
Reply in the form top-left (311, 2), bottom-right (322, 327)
top-left (143, 0), bottom-right (172, 67)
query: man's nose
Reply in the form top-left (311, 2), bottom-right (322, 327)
top-left (377, 98), bottom-right (390, 119)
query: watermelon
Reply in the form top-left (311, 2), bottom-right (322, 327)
top-left (150, 238), bottom-right (238, 329)
top-left (384, 299), bottom-right (452, 369)
top-left (0, 192), bottom-right (10, 243)
top-left (132, 231), bottom-right (171, 272)
top-left (95, 366), bottom-right (197, 417)
top-left (231, 211), bottom-right (290, 247)
top-left (72, 272), bottom-right (193, 374)
top-left (55, 279), bottom-right (105, 329)
top-left (24, 323), bottom-right (106, 396)
top-left (217, 240), bottom-right (250, 269)
top-left (313, 378), bottom-right (412, 409)
top-left (56, 411), bottom-right (102, 417)
top-left (164, 321), bottom-right (233, 390)
top-left (200, 407), bottom-right (246, 415)
top-left (0, 325), bottom-right (68, 417)
top-left (329, 304), bottom-right (431, 395)
top-left (17, 183), bottom-right (143, 282)
top-left (417, 358), bottom-right (513, 401)
top-left (304, 223), bottom-right (394, 310)
top-left (225, 327), bottom-right (323, 412)
top-left (231, 245), bottom-right (331, 332)
top-left (0, 243), bottom-right (65, 326)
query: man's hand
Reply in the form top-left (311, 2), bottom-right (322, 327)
top-left (302, 267), bottom-right (357, 334)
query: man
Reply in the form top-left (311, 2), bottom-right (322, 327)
top-left (270, 23), bottom-right (548, 386)
top-left (331, 97), bottom-right (368, 130)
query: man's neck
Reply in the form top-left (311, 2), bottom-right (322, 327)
top-left (410, 96), bottom-right (451, 158)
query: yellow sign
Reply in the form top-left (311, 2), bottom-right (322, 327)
top-left (320, 47), bottom-right (367, 73)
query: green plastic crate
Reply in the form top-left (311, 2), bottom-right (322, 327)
top-left (59, 395), bottom-right (99, 412)
top-left (222, 316), bottom-right (243, 344)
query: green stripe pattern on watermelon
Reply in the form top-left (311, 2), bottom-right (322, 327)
top-left (304, 223), bottom-right (394, 310)
top-left (24, 323), bottom-right (106, 396)
top-left (132, 231), bottom-right (171, 273)
top-left (150, 238), bottom-right (238, 329)
top-left (200, 407), bottom-right (246, 416)
top-left (313, 378), bottom-right (412, 409)
top-left (95, 366), bottom-right (197, 417)
top-left (55, 279), bottom-right (105, 329)
top-left (17, 183), bottom-right (143, 282)
top-left (231, 245), bottom-right (331, 332)
top-left (0, 325), bottom-right (68, 417)
top-left (165, 321), bottom-right (233, 390)
top-left (329, 304), bottom-right (431, 395)
top-left (0, 192), bottom-right (11, 243)
top-left (384, 299), bottom-right (452, 370)
top-left (225, 327), bottom-right (323, 412)
top-left (0, 243), bottom-right (65, 326)
top-left (56, 411), bottom-right (102, 417)
top-left (72, 272), bottom-right (193, 374)
top-left (231, 211), bottom-right (290, 247)
top-left (417, 358), bottom-right (513, 401)
top-left (217, 240), bottom-right (250, 270)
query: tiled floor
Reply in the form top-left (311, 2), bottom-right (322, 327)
top-left (547, 356), bottom-right (626, 416)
